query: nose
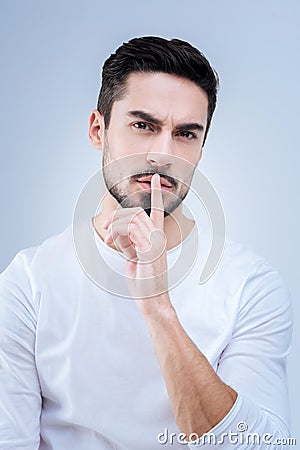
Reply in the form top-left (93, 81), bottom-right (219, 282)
top-left (146, 132), bottom-right (174, 170)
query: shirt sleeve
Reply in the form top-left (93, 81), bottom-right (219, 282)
top-left (0, 251), bottom-right (41, 449)
top-left (187, 261), bottom-right (293, 449)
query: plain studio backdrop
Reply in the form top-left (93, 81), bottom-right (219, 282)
top-left (0, 0), bottom-right (299, 442)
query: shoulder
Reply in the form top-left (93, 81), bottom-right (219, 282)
top-left (0, 223), bottom-right (76, 291)
top-left (212, 235), bottom-right (283, 292)
top-left (221, 236), bottom-right (266, 277)
top-left (217, 237), bottom-right (292, 328)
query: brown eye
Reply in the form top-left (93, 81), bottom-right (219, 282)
top-left (178, 131), bottom-right (196, 140)
top-left (133, 122), bottom-right (151, 130)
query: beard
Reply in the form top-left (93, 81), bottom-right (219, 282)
top-left (102, 135), bottom-right (193, 218)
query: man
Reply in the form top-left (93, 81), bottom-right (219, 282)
top-left (0, 37), bottom-right (292, 449)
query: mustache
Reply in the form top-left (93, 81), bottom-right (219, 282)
top-left (131, 170), bottom-right (178, 188)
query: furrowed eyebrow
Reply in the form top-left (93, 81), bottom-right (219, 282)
top-left (175, 123), bottom-right (204, 133)
top-left (127, 110), bottom-right (162, 125)
top-left (127, 110), bottom-right (205, 133)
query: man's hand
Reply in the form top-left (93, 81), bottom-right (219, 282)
top-left (103, 174), bottom-right (172, 311)
top-left (103, 174), bottom-right (238, 440)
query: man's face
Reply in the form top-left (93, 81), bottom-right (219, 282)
top-left (101, 72), bottom-right (208, 216)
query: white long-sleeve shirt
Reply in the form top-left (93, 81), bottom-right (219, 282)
top-left (0, 218), bottom-right (292, 449)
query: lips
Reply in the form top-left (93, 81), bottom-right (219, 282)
top-left (136, 174), bottom-right (173, 188)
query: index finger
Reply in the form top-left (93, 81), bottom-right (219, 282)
top-left (150, 173), bottom-right (164, 227)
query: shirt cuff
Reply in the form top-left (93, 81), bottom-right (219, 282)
top-left (187, 393), bottom-right (289, 449)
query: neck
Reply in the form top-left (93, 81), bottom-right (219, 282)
top-left (93, 185), bottom-right (195, 251)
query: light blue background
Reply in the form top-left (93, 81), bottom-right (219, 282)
top-left (0, 0), bottom-right (299, 442)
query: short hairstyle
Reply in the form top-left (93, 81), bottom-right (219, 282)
top-left (97, 36), bottom-right (219, 145)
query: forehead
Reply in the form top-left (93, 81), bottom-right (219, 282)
top-left (112, 72), bottom-right (208, 124)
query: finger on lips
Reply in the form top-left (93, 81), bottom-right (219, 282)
top-left (150, 174), bottom-right (164, 226)
top-left (104, 173), bottom-right (164, 247)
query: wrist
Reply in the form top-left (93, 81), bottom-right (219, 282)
top-left (137, 293), bottom-right (176, 322)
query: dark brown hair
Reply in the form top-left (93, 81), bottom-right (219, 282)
top-left (97, 36), bottom-right (219, 144)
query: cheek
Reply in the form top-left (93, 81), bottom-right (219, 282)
top-left (177, 144), bottom-right (202, 162)
top-left (109, 128), bottom-right (151, 157)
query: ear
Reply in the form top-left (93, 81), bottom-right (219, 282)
top-left (89, 109), bottom-right (105, 150)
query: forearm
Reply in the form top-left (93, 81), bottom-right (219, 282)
top-left (142, 294), bottom-right (237, 438)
